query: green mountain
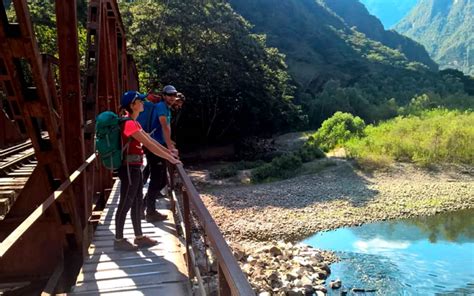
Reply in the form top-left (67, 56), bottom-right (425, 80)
top-left (322, 0), bottom-right (437, 70)
top-left (395, 0), bottom-right (474, 76)
top-left (228, 0), bottom-right (473, 127)
top-left (360, 0), bottom-right (417, 29)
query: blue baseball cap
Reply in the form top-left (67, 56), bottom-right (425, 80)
top-left (163, 85), bottom-right (178, 95)
top-left (120, 91), bottom-right (147, 108)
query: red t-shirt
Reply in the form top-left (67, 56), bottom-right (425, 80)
top-left (122, 119), bottom-right (144, 165)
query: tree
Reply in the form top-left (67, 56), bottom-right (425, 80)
top-left (120, 0), bottom-right (302, 146)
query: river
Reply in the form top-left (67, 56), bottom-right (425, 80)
top-left (303, 208), bottom-right (474, 295)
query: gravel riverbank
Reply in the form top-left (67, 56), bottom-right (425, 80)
top-left (195, 160), bottom-right (473, 294)
top-left (199, 160), bottom-right (473, 244)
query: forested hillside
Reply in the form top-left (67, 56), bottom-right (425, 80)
top-left (5, 0), bottom-right (474, 150)
top-left (322, 0), bottom-right (437, 70)
top-left (119, 1), bottom-right (302, 147)
top-left (395, 0), bottom-right (474, 76)
top-left (229, 0), bottom-right (474, 127)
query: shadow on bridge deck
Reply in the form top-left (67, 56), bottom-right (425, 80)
top-left (70, 180), bottom-right (191, 295)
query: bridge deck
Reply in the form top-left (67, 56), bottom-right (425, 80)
top-left (71, 180), bottom-right (191, 295)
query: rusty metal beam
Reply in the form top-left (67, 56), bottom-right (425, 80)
top-left (0, 0), bottom-right (139, 286)
top-left (0, 0), bottom-right (83, 279)
top-left (55, 0), bottom-right (88, 231)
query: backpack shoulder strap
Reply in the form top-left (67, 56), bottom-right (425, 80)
top-left (120, 117), bottom-right (133, 152)
top-left (120, 117), bottom-right (134, 183)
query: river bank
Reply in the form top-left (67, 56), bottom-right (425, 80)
top-left (200, 160), bottom-right (473, 243)
top-left (194, 160), bottom-right (473, 294)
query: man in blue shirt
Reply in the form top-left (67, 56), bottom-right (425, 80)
top-left (138, 85), bottom-right (179, 222)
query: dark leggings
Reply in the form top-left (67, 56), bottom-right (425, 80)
top-left (143, 151), bottom-right (167, 214)
top-left (115, 165), bottom-right (143, 239)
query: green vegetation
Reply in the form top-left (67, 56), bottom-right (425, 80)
top-left (230, 0), bottom-right (474, 128)
top-left (395, 0), bottom-right (474, 76)
top-left (5, 1), bottom-right (88, 64)
top-left (119, 1), bottom-right (302, 147)
top-left (346, 109), bottom-right (474, 167)
top-left (251, 144), bottom-right (324, 182)
top-left (210, 165), bottom-right (239, 180)
top-left (323, 0), bottom-right (435, 69)
top-left (210, 160), bottom-right (265, 180)
top-left (307, 112), bottom-right (366, 152)
top-left (7, 0), bottom-right (474, 162)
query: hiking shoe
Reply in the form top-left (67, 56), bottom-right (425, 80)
top-left (114, 239), bottom-right (138, 251)
top-left (145, 211), bottom-right (168, 222)
top-left (134, 236), bottom-right (158, 248)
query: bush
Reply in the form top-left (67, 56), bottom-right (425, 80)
top-left (251, 153), bottom-right (303, 182)
top-left (210, 165), bottom-right (238, 179)
top-left (297, 144), bottom-right (326, 162)
top-left (308, 112), bottom-right (366, 152)
top-left (234, 160), bottom-right (266, 170)
top-left (346, 109), bottom-right (474, 166)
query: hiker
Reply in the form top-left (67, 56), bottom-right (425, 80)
top-left (172, 92), bottom-right (185, 111)
top-left (139, 89), bottom-right (162, 186)
top-left (171, 92), bottom-right (185, 143)
top-left (114, 91), bottom-right (180, 251)
top-left (139, 85), bottom-right (180, 222)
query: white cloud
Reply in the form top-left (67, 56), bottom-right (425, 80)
top-left (354, 237), bottom-right (410, 253)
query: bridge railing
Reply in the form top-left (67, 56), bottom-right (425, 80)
top-left (170, 164), bottom-right (255, 296)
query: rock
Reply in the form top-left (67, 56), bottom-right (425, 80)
top-left (301, 275), bottom-right (312, 286)
top-left (294, 256), bottom-right (312, 267)
top-left (314, 285), bottom-right (327, 293)
top-left (329, 279), bottom-right (342, 289)
top-left (258, 292), bottom-right (271, 296)
top-left (315, 291), bottom-right (326, 296)
top-left (286, 272), bottom-right (298, 281)
top-left (287, 289), bottom-right (305, 296)
top-left (267, 272), bottom-right (282, 289)
top-left (315, 269), bottom-right (328, 280)
top-left (233, 246), bottom-right (246, 261)
top-left (206, 248), bottom-right (218, 272)
top-left (247, 255), bottom-right (257, 266)
top-left (303, 284), bottom-right (315, 295)
top-left (294, 279), bottom-right (303, 288)
top-left (311, 253), bottom-right (324, 262)
top-left (318, 263), bottom-right (331, 275)
top-left (269, 246), bottom-right (283, 257)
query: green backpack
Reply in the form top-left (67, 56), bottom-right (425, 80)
top-left (95, 111), bottom-right (131, 170)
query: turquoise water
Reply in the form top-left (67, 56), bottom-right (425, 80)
top-left (303, 209), bottom-right (474, 295)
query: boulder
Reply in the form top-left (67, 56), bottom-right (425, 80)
top-left (329, 279), bottom-right (342, 289)
top-left (269, 246), bottom-right (283, 257)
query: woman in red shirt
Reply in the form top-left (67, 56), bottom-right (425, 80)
top-left (114, 91), bottom-right (180, 251)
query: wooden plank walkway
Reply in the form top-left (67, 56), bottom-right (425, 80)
top-left (70, 180), bottom-right (191, 295)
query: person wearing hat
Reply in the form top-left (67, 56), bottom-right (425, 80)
top-left (137, 88), bottom-right (162, 185)
top-left (170, 92), bottom-right (185, 141)
top-left (114, 90), bottom-right (180, 251)
top-left (140, 85), bottom-right (180, 222)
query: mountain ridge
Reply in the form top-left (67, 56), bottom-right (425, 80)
top-left (321, 0), bottom-right (437, 70)
top-left (228, 0), bottom-right (473, 127)
top-left (395, 0), bottom-right (474, 75)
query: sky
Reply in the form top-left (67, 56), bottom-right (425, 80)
top-left (359, 0), bottom-right (419, 28)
